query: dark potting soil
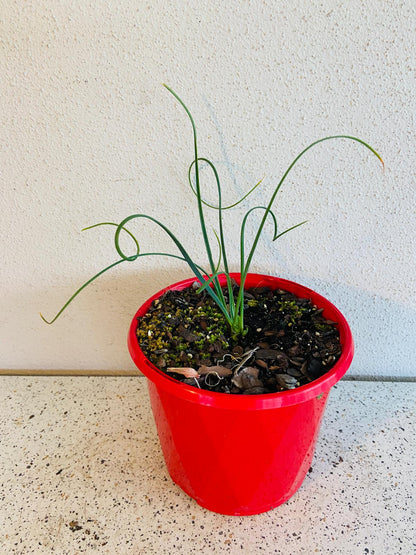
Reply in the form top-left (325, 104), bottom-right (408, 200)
top-left (136, 282), bottom-right (342, 395)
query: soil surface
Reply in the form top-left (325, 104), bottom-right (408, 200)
top-left (136, 281), bottom-right (342, 395)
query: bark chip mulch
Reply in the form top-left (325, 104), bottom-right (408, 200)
top-left (136, 282), bottom-right (342, 395)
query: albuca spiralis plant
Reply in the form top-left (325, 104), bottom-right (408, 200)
top-left (41, 84), bottom-right (383, 337)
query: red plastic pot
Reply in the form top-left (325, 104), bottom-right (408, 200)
top-left (128, 273), bottom-right (354, 515)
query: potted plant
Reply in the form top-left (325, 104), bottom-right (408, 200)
top-left (42, 85), bottom-right (383, 515)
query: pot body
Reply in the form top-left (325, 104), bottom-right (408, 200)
top-left (128, 274), bottom-right (354, 515)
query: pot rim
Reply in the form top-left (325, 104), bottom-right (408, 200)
top-left (128, 273), bottom-right (354, 410)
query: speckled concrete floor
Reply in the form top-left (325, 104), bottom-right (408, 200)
top-left (0, 377), bottom-right (414, 554)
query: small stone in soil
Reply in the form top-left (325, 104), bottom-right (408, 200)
top-left (307, 358), bottom-right (325, 380)
top-left (275, 374), bottom-right (298, 389)
top-left (232, 367), bottom-right (263, 390)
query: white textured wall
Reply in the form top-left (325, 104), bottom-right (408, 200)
top-left (1, 1), bottom-right (415, 376)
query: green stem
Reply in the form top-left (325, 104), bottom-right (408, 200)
top-left (114, 213), bottom-right (233, 325)
top-left (163, 85), bottom-right (217, 276)
top-left (242, 135), bottom-right (384, 284)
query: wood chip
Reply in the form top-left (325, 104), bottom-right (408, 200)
top-left (263, 330), bottom-right (285, 337)
top-left (255, 359), bottom-right (268, 370)
top-left (166, 367), bottom-right (199, 378)
top-left (255, 349), bottom-right (280, 360)
top-left (177, 324), bottom-right (199, 343)
top-left (198, 365), bottom-right (233, 377)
